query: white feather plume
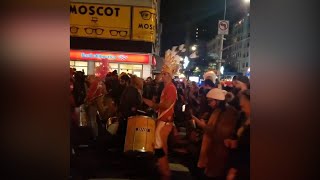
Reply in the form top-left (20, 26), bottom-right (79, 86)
top-left (178, 44), bottom-right (185, 51)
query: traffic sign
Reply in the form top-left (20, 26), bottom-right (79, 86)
top-left (218, 20), bottom-right (229, 35)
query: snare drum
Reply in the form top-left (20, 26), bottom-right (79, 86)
top-left (124, 116), bottom-right (155, 154)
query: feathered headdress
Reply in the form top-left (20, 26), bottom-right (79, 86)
top-left (95, 59), bottom-right (110, 80)
top-left (162, 48), bottom-right (183, 76)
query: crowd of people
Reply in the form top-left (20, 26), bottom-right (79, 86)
top-left (70, 51), bottom-right (250, 180)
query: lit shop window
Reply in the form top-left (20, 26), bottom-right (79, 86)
top-left (119, 64), bottom-right (143, 77)
top-left (95, 62), bottom-right (119, 73)
top-left (70, 61), bottom-right (88, 75)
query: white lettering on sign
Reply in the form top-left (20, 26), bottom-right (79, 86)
top-left (136, 128), bottom-right (151, 132)
top-left (81, 53), bottom-right (116, 60)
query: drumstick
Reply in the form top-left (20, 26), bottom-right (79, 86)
top-left (191, 115), bottom-right (200, 122)
top-left (137, 109), bottom-right (147, 114)
top-left (191, 115), bottom-right (198, 128)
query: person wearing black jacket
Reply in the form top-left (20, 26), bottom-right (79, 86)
top-left (225, 90), bottom-right (250, 180)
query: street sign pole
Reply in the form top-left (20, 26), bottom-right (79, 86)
top-left (217, 0), bottom-right (227, 81)
top-left (218, 34), bottom-right (224, 81)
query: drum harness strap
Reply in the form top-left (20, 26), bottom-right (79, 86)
top-left (157, 89), bottom-right (177, 126)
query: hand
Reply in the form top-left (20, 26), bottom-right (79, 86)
top-left (224, 139), bottom-right (238, 149)
top-left (193, 118), bottom-right (206, 128)
top-left (143, 98), bottom-right (154, 108)
top-left (226, 168), bottom-right (237, 180)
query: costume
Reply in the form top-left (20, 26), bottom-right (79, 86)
top-left (154, 49), bottom-right (180, 179)
top-left (84, 60), bottom-right (109, 138)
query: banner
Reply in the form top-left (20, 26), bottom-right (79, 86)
top-left (70, 50), bottom-right (150, 64)
top-left (70, 3), bottom-right (131, 40)
top-left (132, 7), bottom-right (156, 43)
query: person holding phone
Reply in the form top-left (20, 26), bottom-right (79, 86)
top-left (192, 88), bottom-right (238, 179)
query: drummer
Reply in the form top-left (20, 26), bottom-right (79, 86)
top-left (143, 49), bottom-right (180, 180)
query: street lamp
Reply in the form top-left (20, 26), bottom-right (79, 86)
top-left (191, 45), bottom-right (197, 51)
top-left (244, 0), bottom-right (250, 3)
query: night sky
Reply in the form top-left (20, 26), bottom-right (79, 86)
top-left (159, 0), bottom-right (249, 55)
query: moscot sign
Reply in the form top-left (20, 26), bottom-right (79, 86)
top-left (70, 3), bottom-right (156, 43)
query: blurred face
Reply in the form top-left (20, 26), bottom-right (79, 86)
top-left (234, 80), bottom-right (247, 91)
top-left (161, 71), bottom-right (172, 83)
top-left (120, 79), bottom-right (127, 86)
top-left (155, 74), bottom-right (162, 82)
top-left (207, 98), bottom-right (218, 108)
top-left (240, 95), bottom-right (250, 116)
top-left (146, 78), bottom-right (152, 84)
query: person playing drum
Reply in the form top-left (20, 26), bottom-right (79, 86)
top-left (143, 49), bottom-right (181, 180)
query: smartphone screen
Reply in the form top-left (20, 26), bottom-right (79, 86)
top-left (182, 104), bottom-right (186, 112)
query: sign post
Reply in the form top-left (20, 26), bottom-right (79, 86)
top-left (217, 20), bottom-right (229, 80)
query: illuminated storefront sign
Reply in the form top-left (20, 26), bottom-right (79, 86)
top-left (70, 3), bottom-right (157, 43)
top-left (70, 50), bottom-right (150, 64)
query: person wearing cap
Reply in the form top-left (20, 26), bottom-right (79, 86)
top-left (193, 88), bottom-right (238, 179)
top-left (232, 75), bottom-right (250, 94)
top-left (143, 50), bottom-right (180, 180)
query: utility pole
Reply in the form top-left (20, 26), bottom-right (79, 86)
top-left (217, 0), bottom-right (227, 80)
top-left (185, 21), bottom-right (191, 78)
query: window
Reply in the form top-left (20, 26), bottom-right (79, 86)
top-left (119, 64), bottom-right (143, 77)
top-left (247, 42), bottom-right (250, 47)
top-left (75, 61), bottom-right (87, 66)
top-left (242, 63), bottom-right (245, 68)
top-left (94, 62), bottom-right (119, 73)
top-left (246, 62), bottom-right (249, 67)
top-left (70, 61), bottom-right (88, 75)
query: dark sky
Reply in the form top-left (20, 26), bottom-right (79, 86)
top-left (159, 0), bottom-right (249, 55)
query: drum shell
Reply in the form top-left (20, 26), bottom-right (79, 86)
top-left (124, 116), bottom-right (155, 154)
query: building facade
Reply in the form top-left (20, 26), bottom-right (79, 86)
top-left (206, 35), bottom-right (221, 61)
top-left (70, 0), bottom-right (161, 79)
top-left (223, 14), bottom-right (250, 75)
